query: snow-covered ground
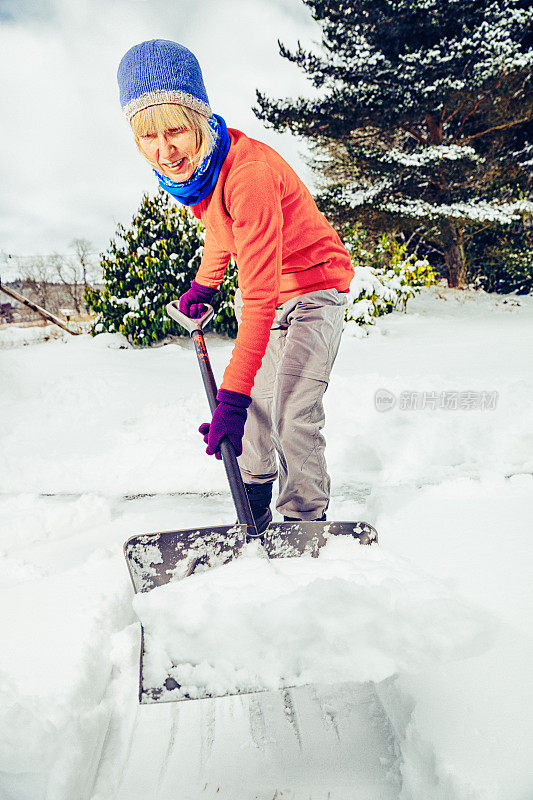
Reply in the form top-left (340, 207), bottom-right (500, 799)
top-left (1, 285), bottom-right (532, 800)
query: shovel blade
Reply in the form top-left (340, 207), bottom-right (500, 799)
top-left (124, 523), bottom-right (248, 594)
top-left (262, 519), bottom-right (377, 557)
top-left (124, 524), bottom-right (248, 704)
top-left (124, 519), bottom-right (377, 704)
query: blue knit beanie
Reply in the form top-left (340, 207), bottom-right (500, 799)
top-left (117, 39), bottom-right (211, 122)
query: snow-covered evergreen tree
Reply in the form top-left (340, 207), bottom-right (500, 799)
top-left (86, 191), bottom-right (238, 344)
top-left (255, 0), bottom-right (533, 287)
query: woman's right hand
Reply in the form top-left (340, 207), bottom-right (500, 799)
top-left (178, 280), bottom-right (218, 318)
top-left (198, 389), bottom-right (252, 459)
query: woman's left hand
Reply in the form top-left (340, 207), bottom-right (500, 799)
top-left (179, 280), bottom-right (218, 318)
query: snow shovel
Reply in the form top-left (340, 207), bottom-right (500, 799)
top-left (123, 301), bottom-right (378, 704)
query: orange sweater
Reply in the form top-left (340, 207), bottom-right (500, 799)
top-left (191, 128), bottom-right (353, 396)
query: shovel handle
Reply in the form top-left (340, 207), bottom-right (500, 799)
top-left (166, 300), bottom-right (214, 333)
top-left (166, 301), bottom-right (257, 534)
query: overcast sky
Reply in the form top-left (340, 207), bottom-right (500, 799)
top-left (0, 0), bottom-right (322, 274)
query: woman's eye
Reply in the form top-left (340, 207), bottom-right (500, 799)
top-left (167, 128), bottom-right (184, 134)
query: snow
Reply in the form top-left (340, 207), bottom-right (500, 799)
top-left (381, 144), bottom-right (481, 167)
top-left (1, 285), bottom-right (532, 799)
top-left (0, 324), bottom-right (68, 348)
top-left (136, 537), bottom-right (493, 700)
top-left (377, 196), bottom-right (533, 224)
top-left (0, 551), bottom-right (131, 800)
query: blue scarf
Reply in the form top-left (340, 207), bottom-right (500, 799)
top-left (154, 113), bottom-right (231, 206)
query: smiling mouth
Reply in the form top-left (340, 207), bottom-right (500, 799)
top-left (165, 157), bottom-right (186, 170)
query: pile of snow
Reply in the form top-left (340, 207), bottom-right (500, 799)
top-left (136, 537), bottom-right (493, 700)
top-left (406, 283), bottom-right (530, 316)
top-left (0, 324), bottom-right (68, 348)
top-left (0, 549), bottom-right (131, 800)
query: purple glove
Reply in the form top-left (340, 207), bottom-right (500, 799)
top-left (199, 389), bottom-right (252, 460)
top-left (179, 280), bottom-right (218, 319)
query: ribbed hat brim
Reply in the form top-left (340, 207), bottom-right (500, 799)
top-left (123, 89), bottom-right (212, 122)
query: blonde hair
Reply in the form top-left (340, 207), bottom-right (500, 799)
top-left (130, 103), bottom-right (215, 169)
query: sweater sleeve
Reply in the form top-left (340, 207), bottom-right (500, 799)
top-left (195, 228), bottom-right (231, 289)
top-left (220, 161), bottom-right (283, 396)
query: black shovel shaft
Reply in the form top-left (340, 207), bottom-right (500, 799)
top-left (190, 329), bottom-right (257, 532)
top-left (165, 300), bottom-right (257, 533)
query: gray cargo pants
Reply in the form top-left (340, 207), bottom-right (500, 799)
top-left (235, 288), bottom-right (347, 520)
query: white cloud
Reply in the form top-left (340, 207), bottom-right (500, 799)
top-left (0, 0), bottom-right (322, 259)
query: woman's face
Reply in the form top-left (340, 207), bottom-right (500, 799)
top-left (137, 127), bottom-right (200, 182)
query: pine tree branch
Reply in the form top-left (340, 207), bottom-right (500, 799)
top-left (463, 221), bottom-right (496, 243)
top-left (450, 72), bottom-right (507, 144)
top-left (442, 101), bottom-right (465, 127)
top-left (405, 226), bottom-right (426, 249)
top-left (460, 117), bottom-right (532, 144)
top-left (399, 125), bottom-right (427, 144)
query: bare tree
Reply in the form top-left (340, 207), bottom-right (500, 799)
top-left (21, 256), bottom-right (56, 311)
top-left (3, 242), bottom-right (99, 321)
top-left (70, 238), bottom-right (100, 290)
top-left (53, 251), bottom-right (83, 313)
top-left (52, 240), bottom-right (99, 313)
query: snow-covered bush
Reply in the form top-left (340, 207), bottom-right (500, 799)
top-left (86, 190), bottom-right (238, 345)
top-left (344, 225), bottom-right (439, 325)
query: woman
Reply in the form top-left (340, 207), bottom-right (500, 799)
top-left (117, 39), bottom-right (353, 533)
